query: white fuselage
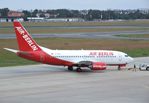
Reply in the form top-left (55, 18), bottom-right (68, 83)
top-left (41, 47), bottom-right (133, 65)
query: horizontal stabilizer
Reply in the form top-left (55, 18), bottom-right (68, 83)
top-left (4, 48), bottom-right (18, 53)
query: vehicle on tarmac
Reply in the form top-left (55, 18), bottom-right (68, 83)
top-left (139, 64), bottom-right (149, 71)
top-left (4, 21), bottom-right (133, 72)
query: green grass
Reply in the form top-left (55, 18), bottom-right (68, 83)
top-left (117, 48), bottom-right (149, 57)
top-left (0, 20), bottom-right (149, 34)
top-left (0, 50), bottom-right (38, 67)
top-left (1, 38), bottom-right (149, 67)
top-left (1, 20), bottom-right (149, 27)
top-left (1, 20), bottom-right (149, 67)
top-left (0, 27), bottom-right (148, 34)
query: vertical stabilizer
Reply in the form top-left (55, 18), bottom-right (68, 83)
top-left (13, 21), bottom-right (41, 51)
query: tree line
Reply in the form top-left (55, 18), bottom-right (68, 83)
top-left (0, 8), bottom-right (149, 21)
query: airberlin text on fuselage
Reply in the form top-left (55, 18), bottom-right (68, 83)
top-left (15, 27), bottom-right (38, 51)
top-left (89, 52), bottom-right (113, 56)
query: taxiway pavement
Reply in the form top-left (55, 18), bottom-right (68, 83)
top-left (0, 57), bottom-right (149, 103)
top-left (1, 30), bottom-right (149, 40)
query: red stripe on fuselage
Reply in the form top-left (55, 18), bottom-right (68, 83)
top-left (17, 50), bottom-right (74, 66)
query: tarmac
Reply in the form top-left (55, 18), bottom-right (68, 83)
top-left (1, 24), bottom-right (149, 40)
top-left (1, 30), bottom-right (149, 40)
top-left (0, 24), bottom-right (149, 103)
top-left (0, 57), bottom-right (149, 103)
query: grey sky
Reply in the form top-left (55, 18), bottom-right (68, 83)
top-left (0, 0), bottom-right (148, 10)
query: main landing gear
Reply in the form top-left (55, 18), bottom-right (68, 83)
top-left (68, 66), bottom-right (82, 72)
top-left (76, 67), bottom-right (82, 72)
top-left (68, 66), bottom-right (73, 71)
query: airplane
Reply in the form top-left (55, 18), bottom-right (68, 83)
top-left (4, 21), bottom-right (133, 72)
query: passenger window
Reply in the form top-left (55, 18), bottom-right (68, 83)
top-left (125, 55), bottom-right (128, 57)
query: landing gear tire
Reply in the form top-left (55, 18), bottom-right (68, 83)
top-left (76, 68), bottom-right (82, 72)
top-left (118, 66), bottom-right (121, 70)
top-left (146, 67), bottom-right (149, 71)
top-left (68, 66), bottom-right (73, 71)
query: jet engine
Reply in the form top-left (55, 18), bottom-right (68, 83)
top-left (91, 62), bottom-right (107, 70)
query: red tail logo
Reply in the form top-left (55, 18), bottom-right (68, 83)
top-left (14, 21), bottom-right (41, 51)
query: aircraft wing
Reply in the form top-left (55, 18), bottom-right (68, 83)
top-left (75, 61), bottom-right (92, 67)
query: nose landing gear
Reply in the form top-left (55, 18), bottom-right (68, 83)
top-left (118, 65), bottom-right (121, 70)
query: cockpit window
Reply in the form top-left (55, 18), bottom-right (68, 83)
top-left (125, 55), bottom-right (128, 57)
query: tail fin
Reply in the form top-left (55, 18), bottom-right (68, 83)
top-left (13, 21), bottom-right (41, 51)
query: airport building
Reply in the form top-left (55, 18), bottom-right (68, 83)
top-left (7, 11), bottom-right (24, 17)
top-left (0, 10), bottom-right (24, 22)
top-left (0, 17), bottom-right (24, 22)
top-left (46, 18), bottom-right (85, 22)
top-left (27, 17), bottom-right (45, 22)
top-left (27, 17), bottom-right (85, 22)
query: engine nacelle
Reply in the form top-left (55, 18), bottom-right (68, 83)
top-left (91, 62), bottom-right (107, 70)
